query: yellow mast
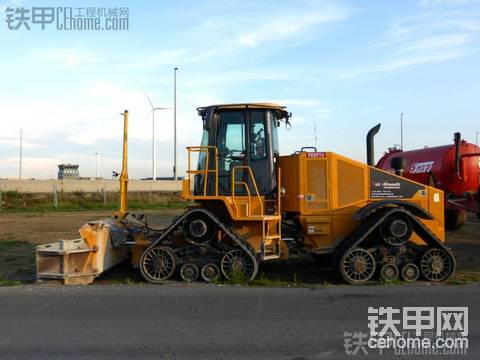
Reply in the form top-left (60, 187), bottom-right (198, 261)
top-left (119, 110), bottom-right (129, 215)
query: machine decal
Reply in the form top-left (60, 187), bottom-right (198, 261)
top-left (410, 161), bottom-right (434, 174)
top-left (306, 152), bottom-right (326, 158)
top-left (370, 168), bottom-right (425, 199)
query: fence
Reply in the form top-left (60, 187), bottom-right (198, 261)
top-left (0, 180), bottom-right (181, 194)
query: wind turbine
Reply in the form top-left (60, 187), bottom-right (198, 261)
top-left (136, 78), bottom-right (169, 181)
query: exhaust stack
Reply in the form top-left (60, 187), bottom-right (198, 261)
top-left (454, 132), bottom-right (461, 179)
top-left (366, 123), bottom-right (381, 166)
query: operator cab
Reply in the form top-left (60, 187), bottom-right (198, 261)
top-left (195, 103), bottom-right (289, 196)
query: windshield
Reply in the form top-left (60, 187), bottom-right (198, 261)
top-left (269, 110), bottom-right (280, 156)
top-left (197, 129), bottom-right (209, 170)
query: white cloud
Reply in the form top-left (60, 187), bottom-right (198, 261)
top-left (271, 99), bottom-right (327, 108)
top-left (33, 48), bottom-right (100, 69)
top-left (239, 5), bottom-right (352, 47)
top-left (419, 0), bottom-right (473, 6)
top-left (148, 1), bottom-right (356, 68)
top-left (399, 33), bottom-right (472, 51)
top-left (338, 51), bottom-right (464, 79)
top-left (0, 156), bottom-right (60, 179)
top-left (338, 2), bottom-right (479, 79)
top-left (0, 137), bottom-right (43, 149)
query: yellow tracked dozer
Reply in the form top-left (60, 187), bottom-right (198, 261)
top-left (37, 104), bottom-right (455, 285)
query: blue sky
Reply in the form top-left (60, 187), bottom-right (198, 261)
top-left (0, 0), bottom-right (479, 179)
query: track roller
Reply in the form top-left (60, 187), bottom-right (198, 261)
top-left (201, 263), bottom-right (220, 282)
top-left (380, 263), bottom-right (399, 282)
top-left (400, 263), bottom-right (420, 282)
top-left (180, 263), bottom-right (200, 282)
top-left (140, 246), bottom-right (177, 283)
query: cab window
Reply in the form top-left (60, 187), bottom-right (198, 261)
top-left (250, 111), bottom-right (266, 161)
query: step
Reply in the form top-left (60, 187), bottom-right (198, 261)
top-left (263, 215), bottom-right (281, 220)
top-left (263, 254), bottom-right (281, 261)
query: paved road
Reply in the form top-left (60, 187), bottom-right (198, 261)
top-left (0, 284), bottom-right (478, 359)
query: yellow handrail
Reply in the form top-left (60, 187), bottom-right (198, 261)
top-left (186, 146), bottom-right (218, 196)
top-left (231, 165), bottom-right (264, 217)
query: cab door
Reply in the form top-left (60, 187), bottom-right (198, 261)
top-left (217, 111), bottom-right (247, 195)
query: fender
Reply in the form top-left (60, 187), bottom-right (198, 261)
top-left (353, 200), bottom-right (434, 221)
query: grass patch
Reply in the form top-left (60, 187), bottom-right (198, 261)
top-left (213, 269), bottom-right (248, 285)
top-left (251, 272), bottom-right (305, 287)
top-left (447, 271), bottom-right (480, 285)
top-left (0, 190), bottom-right (187, 213)
top-left (98, 277), bottom-right (145, 285)
top-left (212, 271), bottom-right (312, 287)
top-left (0, 239), bottom-right (30, 250)
top-left (0, 279), bottom-right (22, 287)
top-left (0, 239), bottom-right (36, 283)
top-left (1, 200), bottom-right (186, 213)
top-left (378, 278), bottom-right (404, 286)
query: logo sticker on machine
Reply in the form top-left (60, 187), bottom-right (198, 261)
top-left (370, 168), bottom-right (426, 199)
top-left (306, 152), bottom-right (326, 158)
top-left (410, 161), bottom-right (434, 174)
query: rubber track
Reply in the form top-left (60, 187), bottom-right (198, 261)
top-left (334, 207), bottom-right (455, 279)
top-left (143, 207), bottom-right (259, 280)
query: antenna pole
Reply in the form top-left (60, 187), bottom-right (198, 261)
top-left (400, 112), bottom-right (405, 150)
top-left (119, 110), bottom-right (129, 215)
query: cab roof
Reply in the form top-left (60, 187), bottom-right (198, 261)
top-left (197, 102), bottom-right (289, 119)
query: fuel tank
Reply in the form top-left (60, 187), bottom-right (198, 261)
top-left (377, 139), bottom-right (480, 199)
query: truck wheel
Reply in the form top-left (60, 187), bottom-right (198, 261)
top-left (340, 248), bottom-right (376, 285)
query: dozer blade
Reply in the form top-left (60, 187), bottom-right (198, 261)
top-left (36, 220), bottom-right (130, 285)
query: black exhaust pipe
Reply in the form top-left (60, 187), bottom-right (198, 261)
top-left (391, 157), bottom-right (406, 176)
top-left (454, 132), bottom-right (461, 178)
top-left (366, 123), bottom-right (381, 166)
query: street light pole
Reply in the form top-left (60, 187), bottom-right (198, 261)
top-left (19, 129), bottom-right (22, 180)
top-left (174, 67), bottom-right (178, 180)
top-left (400, 112), bottom-right (405, 150)
top-left (94, 152), bottom-right (99, 179)
top-left (476, 131), bottom-right (479, 147)
top-left (152, 110), bottom-right (156, 181)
